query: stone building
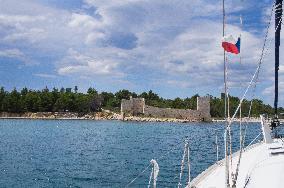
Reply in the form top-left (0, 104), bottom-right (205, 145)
top-left (121, 96), bottom-right (145, 116)
top-left (197, 96), bottom-right (211, 121)
top-left (121, 96), bottom-right (211, 121)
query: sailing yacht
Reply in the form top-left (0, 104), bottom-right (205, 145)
top-left (190, 0), bottom-right (284, 187)
top-left (127, 1), bottom-right (283, 187)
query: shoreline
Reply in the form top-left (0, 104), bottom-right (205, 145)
top-left (0, 111), bottom-right (267, 123)
top-left (212, 118), bottom-right (261, 123)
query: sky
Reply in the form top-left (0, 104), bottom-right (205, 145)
top-left (0, 0), bottom-right (283, 106)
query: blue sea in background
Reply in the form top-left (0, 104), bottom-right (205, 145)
top-left (0, 119), bottom-right (262, 187)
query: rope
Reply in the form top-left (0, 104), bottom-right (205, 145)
top-left (242, 0), bottom-right (278, 147)
top-left (178, 141), bottom-right (191, 188)
top-left (126, 2), bottom-right (280, 186)
top-left (147, 168), bottom-right (153, 188)
top-left (230, 1), bottom-right (275, 186)
top-left (274, 2), bottom-right (283, 9)
top-left (275, 17), bottom-right (282, 32)
top-left (125, 138), bottom-right (186, 187)
top-left (215, 130), bottom-right (219, 162)
top-left (240, 0), bottom-right (274, 153)
top-left (125, 163), bottom-right (152, 187)
top-left (246, 132), bottom-right (262, 149)
top-left (187, 143), bottom-right (191, 187)
top-left (178, 142), bottom-right (187, 188)
top-left (147, 160), bottom-right (159, 188)
top-left (226, 0), bottom-right (275, 130)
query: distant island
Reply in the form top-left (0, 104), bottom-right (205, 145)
top-left (0, 86), bottom-right (283, 122)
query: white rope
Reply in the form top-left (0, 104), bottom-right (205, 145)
top-left (125, 138), bottom-right (186, 187)
top-left (125, 163), bottom-right (152, 187)
top-left (147, 168), bottom-right (153, 188)
top-left (240, 105), bottom-right (242, 149)
top-left (274, 2), bottom-right (282, 9)
top-left (224, 129), bottom-right (230, 187)
top-left (275, 17), bottom-right (282, 32)
top-left (187, 143), bottom-right (191, 188)
top-left (178, 141), bottom-right (191, 188)
top-left (178, 143), bottom-right (186, 188)
top-left (275, 7), bottom-right (283, 12)
top-left (229, 1), bottom-right (275, 186)
top-left (241, 0), bottom-right (278, 147)
top-left (245, 132), bottom-right (262, 149)
top-left (147, 159), bottom-right (159, 188)
top-left (215, 130), bottom-right (219, 162)
top-left (226, 0), bottom-right (275, 129)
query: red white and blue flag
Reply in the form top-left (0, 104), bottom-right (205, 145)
top-left (222, 35), bottom-right (241, 54)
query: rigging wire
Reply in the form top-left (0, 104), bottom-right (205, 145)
top-left (231, 1), bottom-right (275, 186)
top-left (242, 3), bottom-right (282, 148)
top-left (227, 1), bottom-right (276, 127)
top-left (126, 1), bottom-right (281, 188)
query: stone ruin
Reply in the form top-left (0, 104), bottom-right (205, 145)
top-left (121, 96), bottom-right (211, 121)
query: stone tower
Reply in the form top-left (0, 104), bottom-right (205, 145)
top-left (197, 96), bottom-right (211, 121)
top-left (121, 97), bottom-right (145, 116)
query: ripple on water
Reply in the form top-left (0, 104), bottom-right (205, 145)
top-left (0, 119), bottom-right (262, 187)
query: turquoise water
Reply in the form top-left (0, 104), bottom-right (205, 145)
top-left (0, 119), bottom-right (261, 187)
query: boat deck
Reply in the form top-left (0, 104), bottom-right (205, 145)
top-left (191, 139), bottom-right (284, 188)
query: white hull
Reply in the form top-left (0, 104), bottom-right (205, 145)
top-left (191, 117), bottom-right (284, 188)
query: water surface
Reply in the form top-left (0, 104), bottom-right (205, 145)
top-left (0, 119), bottom-right (261, 187)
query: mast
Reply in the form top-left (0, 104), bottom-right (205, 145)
top-left (223, 0), bottom-right (227, 120)
top-left (272, 0), bottom-right (282, 129)
top-left (222, 0), bottom-right (230, 187)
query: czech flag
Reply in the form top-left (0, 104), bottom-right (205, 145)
top-left (222, 35), bottom-right (241, 54)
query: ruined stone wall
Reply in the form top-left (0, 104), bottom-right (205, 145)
top-left (121, 99), bottom-right (133, 114)
top-left (144, 106), bottom-right (201, 121)
top-left (121, 96), bottom-right (211, 121)
top-left (121, 97), bottom-right (145, 115)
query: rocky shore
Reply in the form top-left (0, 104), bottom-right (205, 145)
top-left (212, 117), bottom-right (261, 123)
top-left (0, 111), bottom-right (265, 123)
top-left (122, 116), bottom-right (199, 123)
top-left (0, 111), bottom-right (202, 123)
top-left (0, 111), bottom-right (121, 121)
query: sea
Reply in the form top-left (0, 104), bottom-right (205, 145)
top-left (0, 119), bottom-right (262, 187)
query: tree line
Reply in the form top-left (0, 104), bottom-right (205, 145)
top-left (0, 86), bottom-right (282, 117)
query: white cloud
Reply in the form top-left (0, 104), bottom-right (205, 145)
top-left (33, 73), bottom-right (57, 78)
top-left (0, 0), bottom-right (282, 105)
top-left (3, 28), bottom-right (46, 43)
top-left (57, 49), bottom-right (122, 77)
top-left (0, 14), bottom-right (46, 25)
top-left (85, 32), bottom-right (105, 45)
top-left (0, 49), bottom-right (25, 58)
top-left (263, 82), bottom-right (284, 95)
top-left (280, 65), bottom-right (284, 74)
top-left (68, 13), bottom-right (102, 29)
top-left (0, 48), bottom-right (35, 64)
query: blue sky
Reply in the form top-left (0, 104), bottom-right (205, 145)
top-left (0, 0), bottom-right (283, 106)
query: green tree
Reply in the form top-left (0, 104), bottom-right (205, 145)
top-left (2, 88), bottom-right (23, 113)
top-left (25, 91), bottom-right (41, 112)
top-left (171, 97), bottom-right (186, 109)
top-left (39, 88), bottom-right (53, 111)
top-left (0, 87), bottom-right (6, 112)
top-left (115, 89), bottom-right (133, 100)
top-left (87, 88), bottom-right (98, 95)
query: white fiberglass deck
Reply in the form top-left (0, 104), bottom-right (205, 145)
top-left (191, 139), bottom-right (284, 188)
